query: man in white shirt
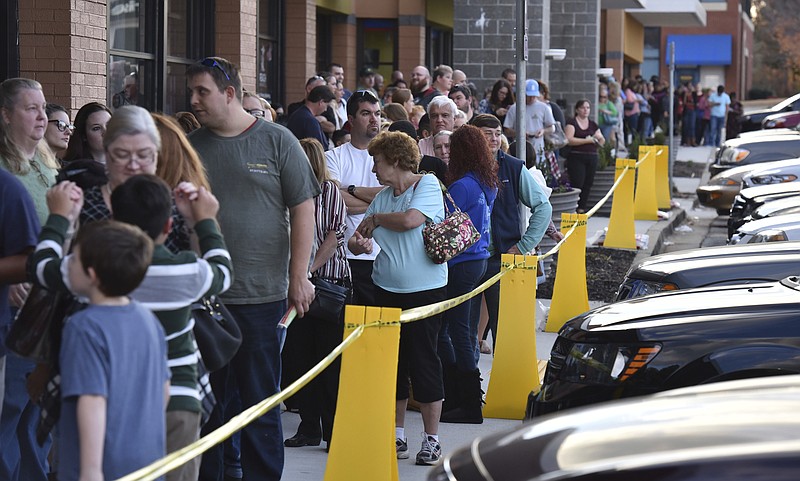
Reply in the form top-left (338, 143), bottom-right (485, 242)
top-left (504, 79), bottom-right (555, 164)
top-left (418, 96), bottom-right (457, 157)
top-left (325, 89), bottom-right (383, 305)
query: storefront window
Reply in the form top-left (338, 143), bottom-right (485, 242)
top-left (108, 0), bottom-right (213, 113)
top-left (358, 19), bottom-right (397, 85)
top-left (257, 0), bottom-right (281, 104)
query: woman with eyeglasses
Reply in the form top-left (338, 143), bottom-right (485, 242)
top-left (0, 77), bottom-right (60, 481)
top-left (79, 106), bottom-right (191, 253)
top-left (242, 91), bottom-right (276, 122)
top-left (62, 102), bottom-right (112, 165)
top-left (45, 103), bottom-right (73, 160)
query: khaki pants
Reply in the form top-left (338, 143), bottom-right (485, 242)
top-left (166, 410), bottom-right (202, 481)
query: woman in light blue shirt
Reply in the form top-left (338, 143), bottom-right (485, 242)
top-left (348, 130), bottom-right (447, 466)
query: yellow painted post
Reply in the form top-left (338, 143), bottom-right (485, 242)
top-left (604, 159), bottom-right (637, 249)
top-left (634, 145), bottom-right (659, 220)
top-left (483, 254), bottom-right (539, 420)
top-left (655, 145), bottom-right (672, 209)
top-left (324, 306), bottom-right (401, 481)
top-left (546, 213), bottom-right (589, 332)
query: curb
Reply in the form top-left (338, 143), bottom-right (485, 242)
top-left (631, 206), bottom-right (688, 266)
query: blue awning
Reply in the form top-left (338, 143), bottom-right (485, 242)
top-left (666, 34), bottom-right (732, 66)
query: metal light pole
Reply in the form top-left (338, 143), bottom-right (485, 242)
top-left (668, 41), bottom-right (675, 192)
top-left (514, 0), bottom-right (528, 163)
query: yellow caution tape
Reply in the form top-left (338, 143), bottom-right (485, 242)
top-left (399, 264), bottom-right (514, 323)
top-left (115, 325), bottom-right (366, 481)
top-left (117, 148), bottom-right (665, 480)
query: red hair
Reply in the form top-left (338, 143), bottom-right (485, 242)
top-left (446, 124), bottom-right (500, 189)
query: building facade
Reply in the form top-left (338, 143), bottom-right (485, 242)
top-left (0, 0), bottom-right (752, 121)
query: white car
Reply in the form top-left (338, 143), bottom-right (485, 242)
top-left (742, 157), bottom-right (800, 188)
top-left (729, 213), bottom-right (800, 244)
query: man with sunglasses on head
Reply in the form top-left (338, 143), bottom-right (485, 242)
top-left (186, 56), bottom-right (320, 481)
top-left (325, 90), bottom-right (383, 305)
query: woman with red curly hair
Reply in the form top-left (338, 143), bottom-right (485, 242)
top-left (438, 124), bottom-right (499, 424)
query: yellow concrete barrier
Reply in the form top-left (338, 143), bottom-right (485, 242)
top-left (655, 145), bottom-right (672, 210)
top-left (545, 214), bottom-right (589, 332)
top-left (483, 254), bottom-right (540, 420)
top-left (604, 159), bottom-right (637, 249)
top-left (325, 306), bottom-right (401, 481)
top-left (634, 145), bottom-right (659, 220)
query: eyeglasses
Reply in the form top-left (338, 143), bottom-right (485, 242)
top-left (246, 108), bottom-right (266, 118)
top-left (48, 119), bottom-right (75, 133)
top-left (200, 57), bottom-right (231, 81)
top-left (28, 159), bottom-right (50, 187)
top-left (108, 149), bottom-right (156, 166)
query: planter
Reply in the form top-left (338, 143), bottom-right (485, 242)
top-left (537, 188), bottom-right (580, 278)
top-left (586, 167), bottom-right (615, 217)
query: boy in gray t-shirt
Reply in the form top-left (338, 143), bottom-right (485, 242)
top-left (30, 182), bottom-right (169, 481)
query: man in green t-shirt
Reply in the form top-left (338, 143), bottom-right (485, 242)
top-left (187, 56), bottom-right (319, 481)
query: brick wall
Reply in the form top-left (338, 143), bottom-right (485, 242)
top-left (215, 0), bottom-right (258, 92)
top-left (284, 0), bottom-right (317, 107)
top-left (19, 0), bottom-right (107, 112)
top-left (331, 17), bottom-right (357, 93)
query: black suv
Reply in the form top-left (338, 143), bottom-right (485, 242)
top-left (727, 182), bottom-right (800, 239)
top-left (530, 278), bottom-right (800, 417)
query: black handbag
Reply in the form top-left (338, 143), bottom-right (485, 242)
top-left (191, 296), bottom-right (242, 372)
top-left (5, 285), bottom-right (84, 363)
top-left (307, 277), bottom-right (348, 323)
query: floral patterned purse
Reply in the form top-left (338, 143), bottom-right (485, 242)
top-left (422, 187), bottom-right (481, 264)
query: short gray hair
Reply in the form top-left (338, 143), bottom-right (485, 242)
top-left (104, 105), bottom-right (161, 150)
top-left (427, 95), bottom-right (458, 118)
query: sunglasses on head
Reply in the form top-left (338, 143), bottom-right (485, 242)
top-left (200, 57), bottom-right (231, 81)
top-left (48, 119), bottom-right (75, 133)
top-left (352, 89), bottom-right (379, 102)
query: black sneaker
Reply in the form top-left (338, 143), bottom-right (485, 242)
top-left (396, 437), bottom-right (409, 459)
top-left (415, 434), bottom-right (441, 465)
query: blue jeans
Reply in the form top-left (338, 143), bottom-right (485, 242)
top-left (0, 354), bottom-right (51, 481)
top-left (199, 300), bottom-right (286, 481)
top-left (438, 259), bottom-right (487, 371)
top-left (707, 115), bottom-right (725, 147)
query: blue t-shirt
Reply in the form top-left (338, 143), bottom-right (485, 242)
top-left (0, 169), bottom-right (40, 347)
top-left (709, 92), bottom-right (731, 118)
top-left (365, 173), bottom-right (448, 293)
top-left (287, 105), bottom-right (329, 150)
top-left (59, 302), bottom-right (169, 481)
top-left (446, 172), bottom-right (497, 266)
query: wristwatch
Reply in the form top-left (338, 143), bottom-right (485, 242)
top-left (347, 184), bottom-right (356, 197)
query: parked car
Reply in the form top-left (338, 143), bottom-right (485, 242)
top-left (729, 213), bottom-right (800, 244)
top-left (529, 279), bottom-right (800, 418)
top-left (614, 242), bottom-right (800, 301)
top-left (697, 163), bottom-right (775, 214)
top-left (741, 157), bottom-right (800, 188)
top-left (709, 134), bottom-right (800, 177)
top-left (739, 92), bottom-right (800, 132)
top-left (749, 195), bottom-right (800, 220)
top-left (763, 110), bottom-right (800, 130)
top-left (431, 376), bottom-right (800, 481)
top-left (727, 182), bottom-right (800, 238)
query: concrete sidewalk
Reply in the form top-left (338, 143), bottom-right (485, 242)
top-left (281, 145), bottom-right (715, 480)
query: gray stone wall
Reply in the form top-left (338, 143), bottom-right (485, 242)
top-left (454, 0), bottom-right (599, 118)
top-left (549, 0), bottom-right (601, 116)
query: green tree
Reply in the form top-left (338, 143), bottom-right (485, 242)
top-left (752, 0), bottom-right (800, 96)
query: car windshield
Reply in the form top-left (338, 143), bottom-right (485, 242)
top-left (772, 93), bottom-right (800, 112)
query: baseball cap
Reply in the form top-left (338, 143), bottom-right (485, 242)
top-left (525, 79), bottom-right (540, 97)
top-left (358, 66), bottom-right (375, 77)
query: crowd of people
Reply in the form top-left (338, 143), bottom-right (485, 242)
top-left (599, 74), bottom-right (742, 152)
top-left (0, 57), bottom-right (638, 481)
